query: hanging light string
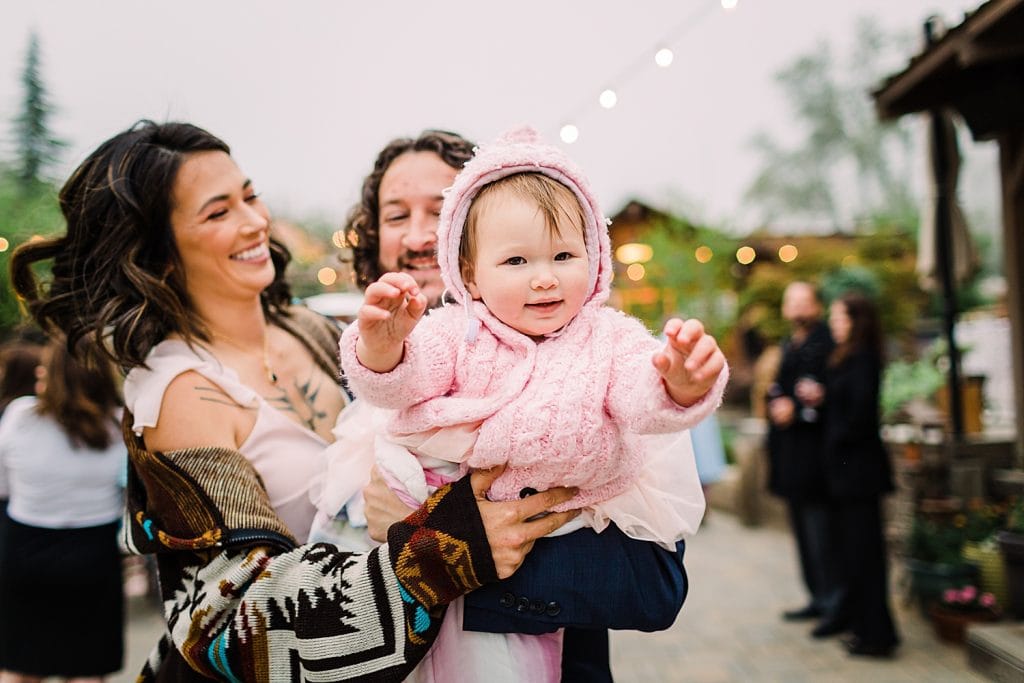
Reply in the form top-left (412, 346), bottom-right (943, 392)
top-left (557, 0), bottom-right (736, 143)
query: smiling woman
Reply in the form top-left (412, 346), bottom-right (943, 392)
top-left (7, 120), bottom-right (580, 682)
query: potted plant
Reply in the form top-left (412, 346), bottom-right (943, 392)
top-left (960, 498), bottom-right (1009, 609)
top-left (905, 513), bottom-right (977, 615)
top-left (929, 585), bottom-right (1001, 643)
top-left (996, 496), bottom-right (1024, 619)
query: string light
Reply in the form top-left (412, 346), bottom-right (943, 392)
top-left (552, 1), bottom-right (725, 142)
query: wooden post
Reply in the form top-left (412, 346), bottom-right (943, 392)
top-left (999, 130), bottom-right (1024, 467)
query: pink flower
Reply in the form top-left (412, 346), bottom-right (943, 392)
top-left (943, 588), bottom-right (959, 604)
top-left (959, 585), bottom-right (978, 602)
top-left (979, 593), bottom-right (996, 608)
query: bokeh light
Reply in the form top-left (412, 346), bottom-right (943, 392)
top-left (560, 124), bottom-right (579, 144)
top-left (626, 263), bottom-right (646, 281)
top-left (778, 244), bottom-right (798, 263)
top-left (317, 267), bottom-right (338, 286)
top-left (331, 230), bottom-right (347, 249)
top-left (722, 0), bottom-right (739, 9)
top-left (599, 89), bottom-right (618, 109)
top-left (615, 242), bottom-right (653, 264)
top-left (694, 245), bottom-right (713, 263)
top-left (736, 246), bottom-right (756, 265)
top-left (0, 237), bottom-right (8, 253)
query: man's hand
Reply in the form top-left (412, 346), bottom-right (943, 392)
top-left (356, 272), bottom-right (428, 372)
top-left (653, 318), bottom-right (726, 407)
top-left (362, 465), bottom-right (416, 543)
top-left (768, 396), bottom-right (796, 427)
top-left (470, 466), bottom-right (580, 579)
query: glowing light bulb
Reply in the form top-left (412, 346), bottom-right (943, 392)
top-left (599, 89), bottom-right (618, 109)
top-left (655, 48), bottom-right (674, 67)
top-left (560, 124), bottom-right (579, 144)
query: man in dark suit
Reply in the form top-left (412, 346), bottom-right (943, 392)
top-left (766, 282), bottom-right (844, 637)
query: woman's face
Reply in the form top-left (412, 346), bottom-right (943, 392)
top-left (829, 300), bottom-right (852, 345)
top-left (169, 151), bottom-right (273, 308)
top-left (376, 151), bottom-right (459, 305)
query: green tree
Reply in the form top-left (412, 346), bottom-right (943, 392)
top-left (13, 32), bottom-right (65, 189)
top-left (744, 18), bottom-right (916, 230)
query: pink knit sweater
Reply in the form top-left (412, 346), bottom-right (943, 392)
top-left (340, 301), bottom-right (727, 510)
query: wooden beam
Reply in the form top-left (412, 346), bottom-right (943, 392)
top-left (998, 129), bottom-right (1024, 466)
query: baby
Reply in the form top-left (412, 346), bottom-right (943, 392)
top-left (315, 127), bottom-right (728, 683)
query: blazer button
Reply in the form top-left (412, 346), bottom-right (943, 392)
top-left (516, 596), bottom-right (531, 613)
top-left (545, 601), bottom-right (562, 617)
top-left (499, 592), bottom-right (515, 608)
top-left (530, 599), bottom-right (545, 614)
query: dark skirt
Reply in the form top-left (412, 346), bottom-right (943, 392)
top-left (0, 518), bottom-right (125, 676)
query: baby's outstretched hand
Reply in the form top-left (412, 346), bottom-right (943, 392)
top-left (653, 318), bottom-right (726, 407)
top-left (356, 272), bottom-right (427, 372)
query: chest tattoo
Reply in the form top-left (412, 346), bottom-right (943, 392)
top-left (268, 376), bottom-right (328, 432)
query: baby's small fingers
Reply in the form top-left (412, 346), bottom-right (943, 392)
top-left (377, 271), bottom-right (420, 292)
top-left (662, 318), bottom-right (684, 339)
top-left (359, 305), bottom-right (392, 322)
top-left (683, 335), bottom-right (719, 371)
top-left (651, 351), bottom-right (671, 376)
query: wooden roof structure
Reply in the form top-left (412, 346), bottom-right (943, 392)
top-left (874, 0), bottom-right (1024, 463)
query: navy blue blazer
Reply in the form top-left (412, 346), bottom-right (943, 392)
top-left (462, 523), bottom-right (687, 634)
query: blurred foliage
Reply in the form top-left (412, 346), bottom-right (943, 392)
top-left (744, 17), bottom-right (917, 229)
top-left (0, 165), bottom-right (64, 336)
top-left (909, 514), bottom-right (967, 565)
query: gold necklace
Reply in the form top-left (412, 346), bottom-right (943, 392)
top-left (214, 329), bottom-right (278, 385)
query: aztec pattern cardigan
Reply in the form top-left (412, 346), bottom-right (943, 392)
top-left (120, 306), bottom-right (497, 681)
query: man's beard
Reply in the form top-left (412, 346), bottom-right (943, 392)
top-left (395, 248), bottom-right (443, 308)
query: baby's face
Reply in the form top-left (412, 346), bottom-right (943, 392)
top-left (465, 190), bottom-right (589, 338)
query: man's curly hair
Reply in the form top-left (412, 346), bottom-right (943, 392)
top-left (344, 130), bottom-right (475, 290)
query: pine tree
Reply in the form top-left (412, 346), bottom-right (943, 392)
top-left (13, 31), bottom-right (65, 187)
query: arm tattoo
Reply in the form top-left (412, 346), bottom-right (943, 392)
top-left (195, 386), bottom-right (255, 410)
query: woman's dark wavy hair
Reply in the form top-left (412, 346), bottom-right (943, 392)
top-left (344, 129), bottom-right (475, 289)
top-left (829, 291), bottom-right (885, 368)
top-left (36, 337), bottom-right (122, 450)
top-left (10, 120), bottom-right (292, 371)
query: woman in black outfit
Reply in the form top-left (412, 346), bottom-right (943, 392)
top-left (798, 292), bottom-right (899, 657)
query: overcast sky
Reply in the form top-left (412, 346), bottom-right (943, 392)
top-left (0, 0), bottom-right (995, 233)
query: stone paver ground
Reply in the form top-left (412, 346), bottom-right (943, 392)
top-left (114, 510), bottom-right (988, 682)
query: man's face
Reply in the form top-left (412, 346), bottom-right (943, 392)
top-left (781, 283), bottom-right (821, 329)
top-left (376, 151), bottom-right (459, 306)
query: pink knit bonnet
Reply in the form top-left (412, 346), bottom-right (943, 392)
top-left (436, 126), bottom-right (613, 340)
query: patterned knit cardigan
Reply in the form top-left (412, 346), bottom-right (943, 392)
top-left (120, 306), bottom-right (497, 682)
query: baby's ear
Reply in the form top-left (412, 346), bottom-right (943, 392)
top-left (466, 280), bottom-right (482, 300)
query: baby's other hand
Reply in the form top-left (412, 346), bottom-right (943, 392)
top-left (653, 318), bottom-right (726, 407)
top-left (358, 272), bottom-right (428, 345)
